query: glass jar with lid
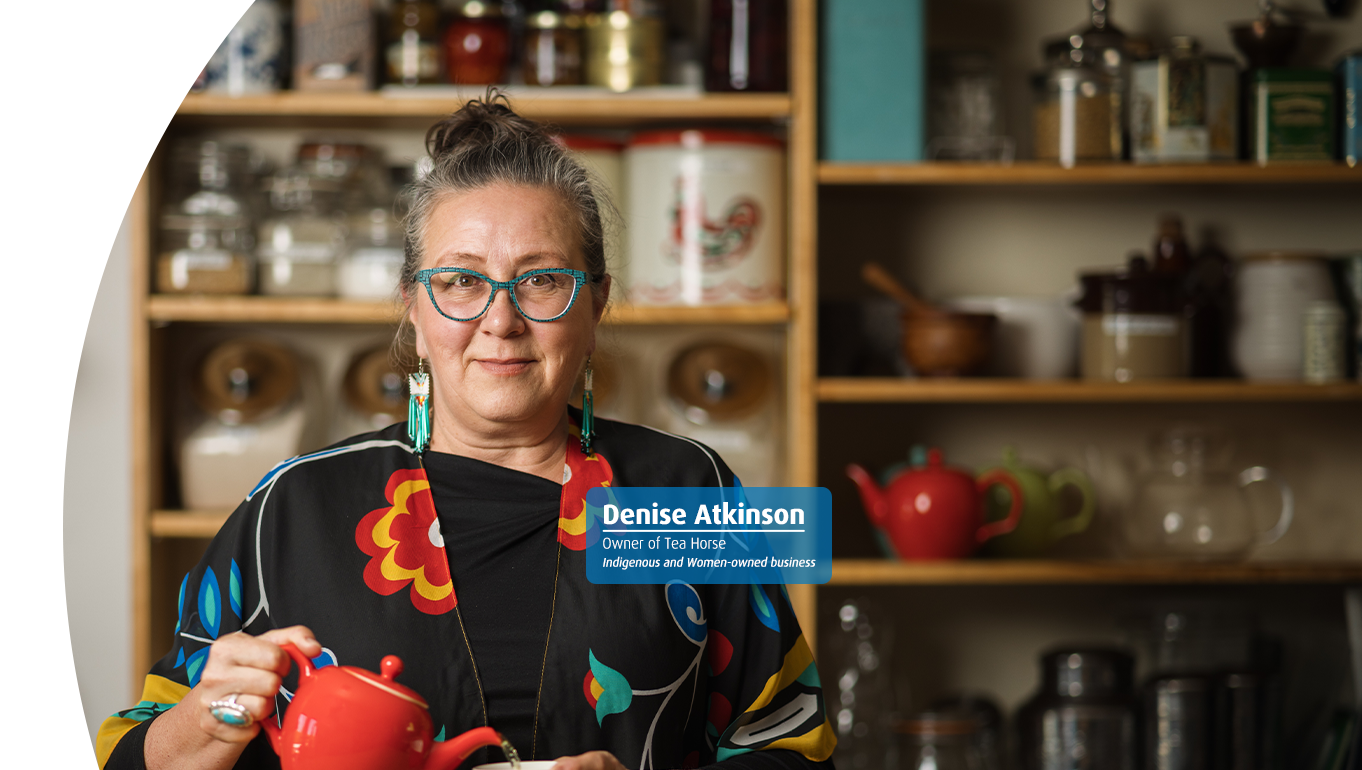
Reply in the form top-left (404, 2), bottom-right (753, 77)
top-left (157, 140), bottom-right (259, 294)
top-left (257, 166), bottom-right (346, 297)
top-left (1033, 58), bottom-right (1118, 167)
top-left (523, 11), bottom-right (585, 86)
top-left (338, 207), bottom-right (405, 301)
top-left (385, 0), bottom-right (442, 86)
top-left (1042, 0), bottom-right (1130, 158)
top-left (445, 0), bottom-right (510, 85)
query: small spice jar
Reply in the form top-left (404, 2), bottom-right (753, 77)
top-left (585, 11), bottom-right (664, 92)
top-left (385, 0), bottom-right (442, 86)
top-left (445, 0), bottom-right (510, 85)
top-left (1075, 255), bottom-right (1186, 382)
top-left (523, 11), bottom-right (584, 86)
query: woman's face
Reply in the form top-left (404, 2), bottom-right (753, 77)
top-left (407, 183), bottom-right (607, 436)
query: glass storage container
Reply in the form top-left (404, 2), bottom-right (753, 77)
top-left (898, 711), bottom-right (984, 770)
top-left (385, 0), bottom-right (442, 86)
top-left (523, 11), bottom-right (584, 86)
top-left (1033, 59), bottom-right (1117, 167)
top-left (157, 214), bottom-right (255, 295)
top-left (445, 0), bottom-right (510, 85)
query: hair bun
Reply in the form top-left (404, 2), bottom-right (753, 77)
top-left (425, 88), bottom-right (548, 159)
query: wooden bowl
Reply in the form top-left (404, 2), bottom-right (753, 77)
top-left (902, 312), bottom-right (997, 376)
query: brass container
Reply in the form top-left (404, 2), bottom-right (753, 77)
top-left (584, 12), bottom-right (664, 92)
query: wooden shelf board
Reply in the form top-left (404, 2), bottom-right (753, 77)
top-left (147, 295), bottom-right (790, 325)
top-left (151, 511), bottom-right (231, 538)
top-left (829, 558), bottom-right (1362, 585)
top-left (147, 295), bottom-right (405, 324)
top-left (176, 90), bottom-right (792, 124)
top-left (818, 161), bottom-right (1362, 186)
top-left (817, 378), bottom-right (1362, 403)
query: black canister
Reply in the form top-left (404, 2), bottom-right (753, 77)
top-left (1018, 648), bottom-right (1139, 770)
top-left (1144, 674), bottom-right (1214, 770)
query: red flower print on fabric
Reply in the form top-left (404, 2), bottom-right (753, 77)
top-left (355, 468), bottom-right (457, 614)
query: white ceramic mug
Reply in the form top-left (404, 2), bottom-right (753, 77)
top-left (946, 296), bottom-right (1080, 378)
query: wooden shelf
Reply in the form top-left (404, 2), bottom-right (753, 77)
top-left (819, 161), bottom-right (1362, 186)
top-left (829, 558), bottom-right (1362, 585)
top-left (146, 295), bottom-right (790, 325)
top-left (176, 89), bottom-right (792, 125)
top-left (150, 511), bottom-right (231, 538)
top-left (817, 378), bottom-right (1362, 403)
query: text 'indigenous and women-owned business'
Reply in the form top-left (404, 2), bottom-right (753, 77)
top-left (584, 487), bottom-right (832, 584)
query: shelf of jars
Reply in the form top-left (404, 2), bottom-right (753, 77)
top-left (175, 90), bottom-right (793, 126)
top-left (826, 558), bottom-right (1362, 585)
top-left (816, 378), bottom-right (1362, 403)
top-left (817, 162), bottom-right (1362, 186)
top-left (144, 295), bottom-right (791, 325)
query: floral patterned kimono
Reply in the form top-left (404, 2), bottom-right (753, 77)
top-left (97, 414), bottom-right (836, 770)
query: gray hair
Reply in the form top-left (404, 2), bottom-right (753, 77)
top-left (400, 91), bottom-right (610, 304)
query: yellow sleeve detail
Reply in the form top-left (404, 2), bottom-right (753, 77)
top-left (745, 635), bottom-right (815, 715)
top-left (95, 716), bottom-right (142, 768)
top-left (95, 675), bottom-right (193, 768)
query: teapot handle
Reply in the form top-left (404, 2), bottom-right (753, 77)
top-left (278, 643), bottom-right (318, 680)
top-left (975, 470), bottom-right (1023, 543)
top-left (1241, 466), bottom-right (1293, 546)
top-left (1047, 467), bottom-right (1096, 541)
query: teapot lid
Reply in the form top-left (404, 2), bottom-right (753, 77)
top-left (339, 655), bottom-right (429, 709)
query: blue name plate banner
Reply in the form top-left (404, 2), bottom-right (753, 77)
top-left (584, 487), bottom-right (832, 585)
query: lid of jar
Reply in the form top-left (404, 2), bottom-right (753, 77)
top-left (1039, 648), bottom-right (1134, 698)
top-left (297, 142), bottom-right (369, 161)
top-left (527, 10), bottom-right (583, 28)
top-left (1242, 250), bottom-right (1329, 263)
top-left (666, 342), bottom-right (771, 423)
top-left (344, 346), bottom-right (414, 418)
top-left (630, 129), bottom-right (785, 150)
top-left (1074, 254), bottom-right (1181, 314)
top-left (555, 134), bottom-right (625, 152)
top-left (192, 338), bottom-right (300, 425)
top-left (161, 213), bottom-right (250, 231)
top-left (894, 710), bottom-right (979, 736)
top-left (457, 0), bottom-right (504, 18)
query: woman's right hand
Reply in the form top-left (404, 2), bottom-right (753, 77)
top-left (192, 625), bottom-right (321, 743)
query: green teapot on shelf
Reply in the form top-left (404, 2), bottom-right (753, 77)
top-left (979, 447), bottom-right (1096, 558)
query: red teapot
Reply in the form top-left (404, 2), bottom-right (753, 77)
top-left (847, 448), bottom-right (1023, 560)
top-left (262, 644), bottom-right (509, 770)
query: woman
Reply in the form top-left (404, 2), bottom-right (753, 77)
top-left (97, 94), bottom-right (835, 770)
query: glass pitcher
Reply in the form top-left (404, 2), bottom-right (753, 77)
top-left (1124, 427), bottom-right (1292, 560)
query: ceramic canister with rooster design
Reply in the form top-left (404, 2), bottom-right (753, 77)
top-left (625, 130), bottom-right (785, 305)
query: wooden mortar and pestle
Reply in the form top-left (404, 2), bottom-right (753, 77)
top-left (861, 262), bottom-right (996, 377)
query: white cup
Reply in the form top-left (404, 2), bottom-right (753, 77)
top-left (946, 296), bottom-right (1080, 378)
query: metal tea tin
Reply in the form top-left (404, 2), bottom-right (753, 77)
top-left (1303, 300), bottom-right (1347, 383)
top-left (1251, 67), bottom-right (1335, 163)
top-left (1130, 37), bottom-right (1239, 163)
top-left (625, 130), bottom-right (785, 306)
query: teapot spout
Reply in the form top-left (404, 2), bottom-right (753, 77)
top-left (846, 464), bottom-right (889, 528)
top-left (426, 726), bottom-right (507, 770)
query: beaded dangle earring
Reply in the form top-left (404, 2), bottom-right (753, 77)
top-left (408, 359), bottom-right (431, 454)
top-left (580, 356), bottom-right (595, 456)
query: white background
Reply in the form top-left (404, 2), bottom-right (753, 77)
top-left (0, 1), bottom-right (250, 765)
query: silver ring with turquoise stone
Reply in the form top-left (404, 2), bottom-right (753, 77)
top-left (208, 693), bottom-right (254, 728)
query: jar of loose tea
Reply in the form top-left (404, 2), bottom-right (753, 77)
top-left (1034, 60), bottom-right (1117, 167)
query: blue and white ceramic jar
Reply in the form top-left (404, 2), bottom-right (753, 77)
top-left (201, 0), bottom-right (285, 95)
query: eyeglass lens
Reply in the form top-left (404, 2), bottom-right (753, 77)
top-left (430, 271), bottom-right (579, 320)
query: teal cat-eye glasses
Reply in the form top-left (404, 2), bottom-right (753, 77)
top-left (415, 267), bottom-right (596, 323)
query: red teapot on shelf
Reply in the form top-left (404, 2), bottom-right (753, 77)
top-left (262, 644), bottom-right (510, 770)
top-left (847, 448), bottom-right (1023, 560)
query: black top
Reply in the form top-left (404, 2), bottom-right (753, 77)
top-left (423, 450), bottom-right (561, 755)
